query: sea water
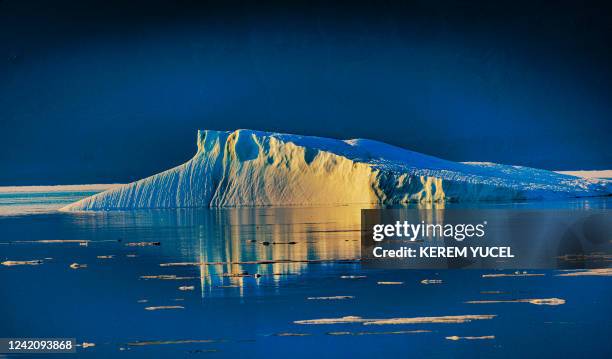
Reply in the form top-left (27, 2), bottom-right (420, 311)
top-left (0, 187), bottom-right (610, 358)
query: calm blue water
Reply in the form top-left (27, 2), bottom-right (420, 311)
top-left (0, 191), bottom-right (610, 358)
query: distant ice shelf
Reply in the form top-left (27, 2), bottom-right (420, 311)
top-left (555, 170), bottom-right (612, 180)
top-left (0, 184), bottom-right (122, 194)
top-left (61, 129), bottom-right (610, 210)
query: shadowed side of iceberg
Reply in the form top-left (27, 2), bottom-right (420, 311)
top-left (61, 129), bottom-right (610, 210)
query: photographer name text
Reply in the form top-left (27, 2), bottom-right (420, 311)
top-left (372, 246), bottom-right (514, 258)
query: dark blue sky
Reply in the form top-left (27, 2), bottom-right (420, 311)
top-left (1, 0), bottom-right (611, 185)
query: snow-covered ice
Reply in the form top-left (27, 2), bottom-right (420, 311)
top-left (555, 170), bottom-right (612, 179)
top-left (61, 129), bottom-right (610, 210)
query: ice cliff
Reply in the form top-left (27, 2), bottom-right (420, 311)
top-left (62, 129), bottom-right (610, 210)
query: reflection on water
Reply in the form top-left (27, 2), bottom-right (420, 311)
top-left (70, 206), bottom-right (365, 297)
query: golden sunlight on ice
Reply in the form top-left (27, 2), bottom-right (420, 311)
top-left (446, 335), bottom-right (495, 341)
top-left (1, 259), bottom-right (43, 266)
top-left (556, 268), bottom-right (612, 277)
top-left (294, 314), bottom-right (496, 325)
top-left (466, 298), bottom-right (565, 306)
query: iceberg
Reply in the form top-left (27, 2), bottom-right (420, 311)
top-left (62, 129), bottom-right (610, 210)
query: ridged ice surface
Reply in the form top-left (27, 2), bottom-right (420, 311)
top-left (62, 129), bottom-right (610, 210)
